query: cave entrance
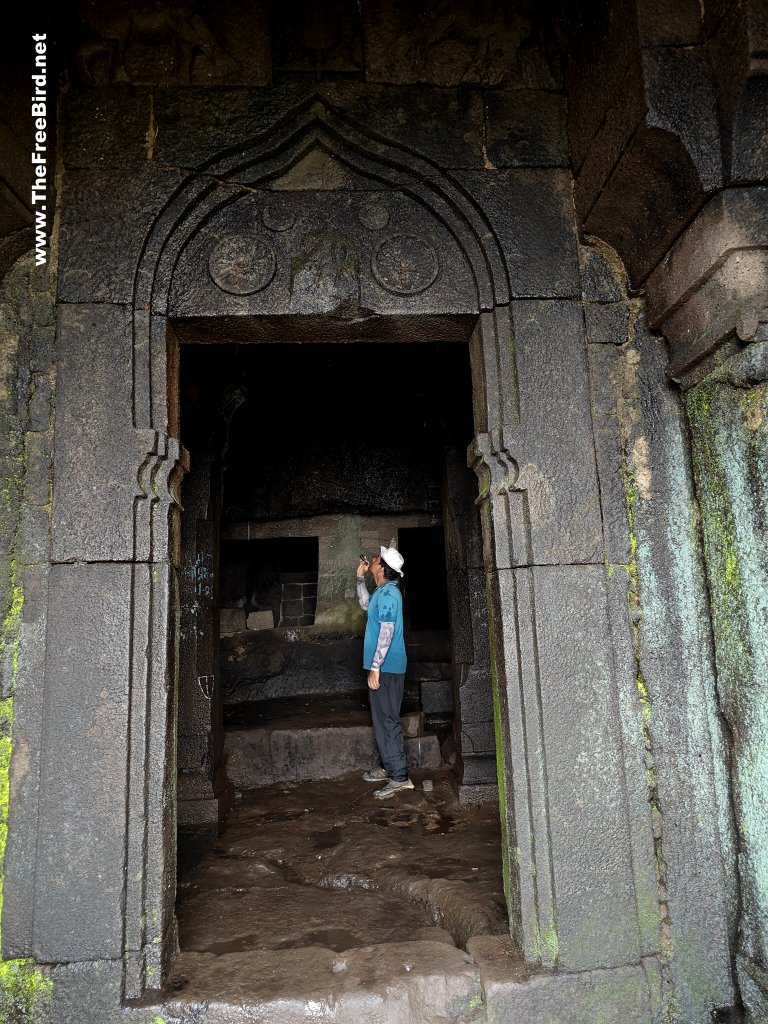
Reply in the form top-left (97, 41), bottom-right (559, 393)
top-left (173, 333), bottom-right (506, 978)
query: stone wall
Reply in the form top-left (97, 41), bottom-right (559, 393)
top-left (0, 1), bottom-right (765, 1020)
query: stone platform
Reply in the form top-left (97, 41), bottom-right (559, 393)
top-left (224, 700), bottom-right (442, 788)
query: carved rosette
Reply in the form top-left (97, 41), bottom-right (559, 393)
top-left (372, 234), bottom-right (440, 295)
top-left (208, 234), bottom-right (277, 294)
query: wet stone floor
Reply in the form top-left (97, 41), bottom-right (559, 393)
top-left (157, 770), bottom-right (513, 1023)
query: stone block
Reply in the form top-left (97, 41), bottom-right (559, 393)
top-left (458, 783), bottom-right (498, 806)
top-left (57, 164), bottom-right (183, 304)
top-left (246, 609), bottom-right (274, 630)
top-left (511, 300), bottom-right (604, 564)
top-left (49, 959), bottom-right (124, 1024)
top-left (455, 169), bottom-right (580, 298)
top-left (170, 184), bottom-right (479, 319)
top-left (405, 734), bottom-right (442, 769)
top-left (28, 375), bottom-right (52, 431)
top-left (420, 678), bottom-right (454, 713)
top-left (584, 300), bottom-right (631, 346)
top-left (224, 727), bottom-right (274, 789)
top-left (51, 304), bottom-right (167, 563)
top-left (466, 935), bottom-right (655, 1024)
top-left (24, 430), bottom-right (51, 506)
top-left (220, 608), bottom-right (246, 635)
top-left (646, 186), bottom-right (768, 326)
top-left (485, 91), bottom-right (568, 168)
top-left (460, 752), bottom-right (499, 787)
top-left (270, 725), bottom-right (379, 783)
top-left (280, 598), bottom-right (303, 617)
top-left (401, 711), bottom-right (423, 738)
top-left (176, 798), bottom-right (220, 827)
top-left (61, 88), bottom-right (153, 169)
top-left (32, 563), bottom-right (132, 961)
top-left (17, 504), bottom-right (49, 565)
top-left (325, 83), bottom-right (484, 168)
top-left (460, 721), bottom-right (495, 754)
top-left (514, 564), bottom-right (642, 972)
top-left (362, 3), bottom-right (555, 89)
top-left (579, 244), bottom-right (626, 303)
top-left (664, 250), bottom-right (768, 377)
top-left (585, 344), bottom-right (633, 566)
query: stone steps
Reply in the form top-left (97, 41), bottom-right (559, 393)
top-left (225, 710), bottom-right (442, 789)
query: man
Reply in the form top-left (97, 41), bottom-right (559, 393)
top-left (356, 545), bottom-right (414, 798)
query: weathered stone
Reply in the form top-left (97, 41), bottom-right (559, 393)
top-left (626, 321), bottom-right (737, 1017)
top-left (686, 350), bottom-right (768, 1009)
top-left (51, 304), bottom-right (178, 562)
top-left (32, 563), bottom-right (132, 961)
top-left (16, 504), bottom-right (48, 565)
top-left (510, 299), bottom-right (604, 564)
top-left (362, 1), bottom-right (557, 89)
top-left (28, 375), bottom-right (52, 431)
top-left (57, 164), bottom-right (184, 304)
top-left (420, 678), bottom-right (454, 714)
top-left (401, 711), bottom-right (423, 738)
top-left (271, 725), bottom-right (379, 784)
top-left (484, 91), bottom-right (568, 168)
top-left (49, 959), bottom-right (124, 1024)
top-left (169, 184), bottom-right (479, 319)
top-left (454, 169), bottom-right (580, 298)
top-left (246, 609), bottom-right (274, 630)
top-left (24, 430), bottom-right (51, 507)
top-left (584, 300), bottom-right (631, 346)
top-left (468, 935), bottom-right (657, 1024)
top-left (645, 186), bottom-right (768, 327)
top-left (663, 250), bottom-right (768, 377)
top-left (61, 88), bottom-right (153, 169)
top-left (405, 734), bottom-right (441, 769)
top-left (585, 344), bottom-right (632, 566)
top-left (457, 783), bottom-right (498, 806)
top-left (579, 243), bottom-right (627, 303)
top-left (522, 564), bottom-right (642, 971)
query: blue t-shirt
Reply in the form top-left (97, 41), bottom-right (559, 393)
top-left (363, 581), bottom-right (407, 674)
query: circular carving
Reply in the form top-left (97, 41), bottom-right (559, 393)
top-left (372, 235), bottom-right (439, 295)
top-left (208, 235), bottom-right (276, 295)
top-left (359, 202), bottom-right (390, 231)
top-left (262, 201), bottom-right (296, 232)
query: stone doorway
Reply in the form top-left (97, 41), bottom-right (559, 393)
top-left (171, 335), bottom-right (505, 1004)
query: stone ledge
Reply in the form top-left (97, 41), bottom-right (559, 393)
top-left (646, 186), bottom-right (768, 327)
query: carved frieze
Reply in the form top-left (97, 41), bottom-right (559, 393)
top-left (169, 178), bottom-right (475, 317)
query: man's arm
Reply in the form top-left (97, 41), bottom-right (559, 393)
top-left (370, 622), bottom-right (394, 669)
top-left (356, 575), bottom-right (370, 610)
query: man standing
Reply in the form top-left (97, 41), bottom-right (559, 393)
top-left (356, 546), bottom-right (414, 798)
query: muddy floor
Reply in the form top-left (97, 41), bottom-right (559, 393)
top-left (156, 770), bottom-right (514, 1022)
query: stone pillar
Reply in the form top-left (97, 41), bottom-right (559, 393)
top-left (442, 448), bottom-right (496, 797)
top-left (686, 340), bottom-right (768, 1022)
top-left (3, 301), bottom-right (187, 998)
top-left (646, 185), bottom-right (768, 1023)
top-left (177, 449), bottom-right (231, 828)
top-left (468, 303), bottom-right (654, 982)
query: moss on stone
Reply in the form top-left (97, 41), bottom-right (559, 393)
top-left (0, 960), bottom-right (53, 1024)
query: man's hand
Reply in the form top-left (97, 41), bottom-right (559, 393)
top-left (367, 669), bottom-right (380, 690)
top-left (357, 557), bottom-right (370, 578)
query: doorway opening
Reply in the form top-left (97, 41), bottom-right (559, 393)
top-left (172, 334), bottom-right (507, 1004)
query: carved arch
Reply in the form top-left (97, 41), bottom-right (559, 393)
top-left (131, 95), bottom-right (511, 430)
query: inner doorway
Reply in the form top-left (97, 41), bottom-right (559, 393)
top-left (172, 335), bottom-right (507, 1002)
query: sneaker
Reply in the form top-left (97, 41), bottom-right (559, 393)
top-left (373, 778), bottom-right (415, 799)
top-left (362, 767), bottom-right (389, 782)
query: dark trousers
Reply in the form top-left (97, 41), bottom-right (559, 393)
top-left (369, 671), bottom-right (407, 781)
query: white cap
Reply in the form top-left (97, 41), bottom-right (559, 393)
top-left (380, 545), bottom-right (404, 576)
